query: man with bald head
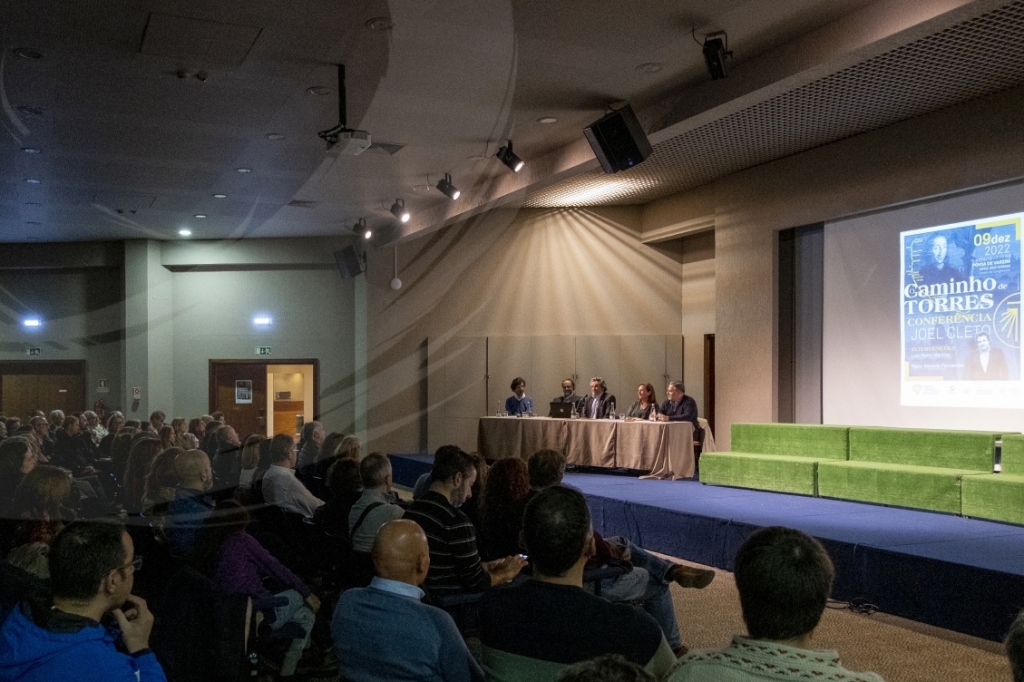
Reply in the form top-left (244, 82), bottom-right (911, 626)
top-left (164, 450), bottom-right (215, 559)
top-left (331, 519), bottom-right (484, 682)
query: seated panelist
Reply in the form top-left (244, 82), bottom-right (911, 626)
top-left (552, 378), bottom-right (584, 410)
top-left (626, 384), bottom-right (659, 421)
top-left (505, 377), bottom-right (534, 416)
top-left (580, 377), bottom-right (616, 419)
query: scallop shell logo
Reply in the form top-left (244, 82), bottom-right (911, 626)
top-left (994, 292), bottom-right (1020, 349)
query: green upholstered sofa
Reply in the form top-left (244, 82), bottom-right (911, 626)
top-left (699, 423), bottom-right (850, 495)
top-left (961, 434), bottom-right (1024, 524)
top-left (816, 427), bottom-right (998, 515)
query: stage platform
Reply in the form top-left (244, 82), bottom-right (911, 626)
top-left (388, 453), bottom-right (1024, 641)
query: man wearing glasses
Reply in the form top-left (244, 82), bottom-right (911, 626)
top-left (0, 520), bottom-right (165, 681)
top-left (262, 433), bottom-right (325, 519)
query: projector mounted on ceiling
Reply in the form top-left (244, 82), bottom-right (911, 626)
top-left (318, 64), bottom-right (371, 156)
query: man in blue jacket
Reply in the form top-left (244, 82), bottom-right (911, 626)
top-left (0, 520), bottom-right (166, 682)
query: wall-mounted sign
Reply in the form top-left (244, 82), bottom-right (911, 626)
top-left (235, 380), bottom-right (253, 404)
top-left (97, 381), bottom-right (110, 394)
top-left (25, 347), bottom-right (40, 356)
top-left (132, 387), bottom-right (142, 400)
top-left (256, 346), bottom-right (272, 356)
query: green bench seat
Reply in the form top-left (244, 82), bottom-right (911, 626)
top-left (700, 423), bottom-right (849, 496)
top-left (961, 434), bottom-right (1024, 525)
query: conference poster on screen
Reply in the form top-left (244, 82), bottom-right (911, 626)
top-left (901, 212), bottom-right (1022, 407)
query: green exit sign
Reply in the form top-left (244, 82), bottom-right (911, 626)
top-left (255, 346), bottom-right (272, 356)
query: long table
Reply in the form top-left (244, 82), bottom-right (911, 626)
top-left (477, 416), bottom-right (695, 480)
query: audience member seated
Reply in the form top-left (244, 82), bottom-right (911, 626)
top-left (479, 458), bottom-right (531, 561)
top-left (170, 418), bottom-right (187, 442)
top-left (236, 434), bottom-right (264, 492)
top-left (158, 425), bottom-right (176, 451)
top-left (528, 450), bottom-right (712, 653)
top-left (296, 421), bottom-right (325, 486)
top-left (164, 450), bottom-right (215, 559)
top-left (313, 458), bottom-right (362, 539)
top-left (84, 411), bottom-right (107, 446)
top-left (52, 417), bottom-right (97, 478)
top-left (347, 454), bottom-right (405, 584)
top-left (557, 655), bottom-right (656, 682)
top-left (403, 446), bottom-right (525, 595)
top-left (1007, 609), bottom-right (1024, 682)
top-left (0, 520), bottom-right (166, 682)
top-left (331, 519), bottom-right (484, 682)
top-left (187, 418), bottom-right (205, 445)
top-left (123, 438), bottom-right (163, 515)
top-left (8, 466), bottom-right (78, 554)
top-left (262, 434), bottom-right (324, 519)
top-left (315, 434), bottom-right (359, 498)
top-left (667, 526), bottom-right (884, 682)
top-left (211, 425), bottom-right (242, 492)
top-left (142, 448), bottom-right (182, 515)
top-left (98, 412), bottom-right (124, 457)
top-left (28, 416), bottom-right (54, 461)
top-left (0, 438), bottom-right (37, 516)
top-left (109, 428), bottom-right (136, 480)
top-left (149, 411), bottom-right (166, 433)
top-left (200, 422), bottom-right (221, 459)
top-left (47, 410), bottom-right (64, 437)
top-left (192, 500), bottom-right (321, 679)
top-left (479, 486), bottom-right (676, 681)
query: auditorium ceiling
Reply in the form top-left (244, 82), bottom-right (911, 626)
top-left (0, 0), bottom-right (1020, 245)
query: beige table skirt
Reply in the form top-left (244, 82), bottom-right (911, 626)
top-left (477, 417), bottom-right (694, 480)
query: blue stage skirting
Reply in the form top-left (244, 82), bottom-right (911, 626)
top-left (388, 454), bottom-right (1024, 641)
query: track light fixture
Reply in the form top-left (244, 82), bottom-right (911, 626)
top-left (496, 140), bottom-right (524, 173)
top-left (390, 198), bottom-right (410, 222)
top-left (353, 217), bottom-right (372, 240)
top-left (436, 173), bottom-right (460, 200)
top-left (701, 31), bottom-right (733, 80)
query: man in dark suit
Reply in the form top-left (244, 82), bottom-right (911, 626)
top-left (580, 377), bottom-right (616, 419)
top-left (964, 332), bottom-right (1009, 380)
top-left (658, 381), bottom-right (703, 442)
top-left (552, 378), bottom-right (584, 413)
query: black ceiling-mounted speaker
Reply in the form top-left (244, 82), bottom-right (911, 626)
top-left (334, 245), bottom-right (363, 279)
top-left (583, 104), bottom-right (652, 174)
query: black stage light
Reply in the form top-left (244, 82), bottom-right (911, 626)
top-left (703, 34), bottom-right (731, 80)
top-left (436, 173), bottom-right (460, 200)
top-left (390, 198), bottom-right (410, 222)
top-left (353, 217), bottom-right (371, 239)
top-left (496, 140), bottom-right (524, 172)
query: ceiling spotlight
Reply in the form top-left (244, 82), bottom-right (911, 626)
top-left (537, 117), bottom-right (558, 124)
top-left (390, 198), bottom-right (410, 223)
top-left (307, 86), bottom-right (332, 96)
top-left (21, 147), bottom-right (41, 154)
top-left (23, 318), bottom-right (41, 328)
top-left (212, 193), bottom-right (227, 199)
top-left (496, 140), bottom-right (524, 173)
top-left (235, 168), bottom-right (252, 173)
top-left (265, 133), bottom-right (285, 140)
top-left (353, 218), bottom-right (372, 240)
top-left (435, 173), bottom-right (460, 200)
top-left (702, 32), bottom-right (733, 80)
top-left (178, 229), bottom-right (192, 236)
top-left (24, 178), bottom-right (40, 184)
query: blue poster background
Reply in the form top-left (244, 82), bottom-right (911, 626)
top-left (902, 216), bottom-right (1021, 387)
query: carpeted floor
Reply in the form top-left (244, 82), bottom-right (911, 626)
top-left (666, 553), bottom-right (1010, 682)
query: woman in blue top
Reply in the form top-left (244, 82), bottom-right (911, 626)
top-left (504, 377), bottom-right (534, 416)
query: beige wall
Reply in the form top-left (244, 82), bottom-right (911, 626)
top-left (643, 83), bottom-right (1024, 449)
top-left (365, 206), bottom-right (687, 453)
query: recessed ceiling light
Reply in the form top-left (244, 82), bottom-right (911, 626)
top-left (235, 168), bottom-right (252, 173)
top-left (16, 105), bottom-right (44, 117)
top-left (265, 133), bottom-right (285, 140)
top-left (21, 147), bottom-right (41, 154)
top-left (365, 17), bottom-right (394, 31)
top-left (13, 48), bottom-right (44, 60)
top-left (636, 62), bottom-right (663, 73)
top-left (253, 316), bottom-right (273, 326)
top-left (178, 229), bottom-right (192, 237)
top-left (537, 117), bottom-right (558, 124)
top-left (194, 214), bottom-right (207, 219)
top-left (24, 178), bottom-right (40, 184)
top-left (212, 193), bottom-right (227, 199)
top-left (23, 318), bottom-right (41, 327)
top-left (307, 86), bottom-right (332, 96)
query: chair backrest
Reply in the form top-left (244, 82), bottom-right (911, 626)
top-left (730, 423), bottom-right (848, 460)
top-left (848, 427), bottom-right (997, 471)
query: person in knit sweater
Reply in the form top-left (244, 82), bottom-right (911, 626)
top-left (192, 500), bottom-right (320, 679)
top-left (667, 526), bottom-right (884, 682)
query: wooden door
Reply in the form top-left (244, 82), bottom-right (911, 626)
top-left (209, 362), bottom-right (268, 439)
top-left (0, 361), bottom-right (86, 418)
top-left (704, 334), bottom-right (716, 434)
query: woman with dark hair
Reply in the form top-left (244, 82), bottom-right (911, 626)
top-left (10, 465), bottom-right (77, 549)
top-left (108, 427), bottom-right (137, 481)
top-left (170, 417), bottom-right (187, 440)
top-left (193, 500), bottom-right (320, 679)
top-left (0, 438), bottom-right (36, 516)
top-left (122, 437), bottom-right (163, 514)
top-left (626, 383), bottom-right (660, 420)
top-left (478, 457), bottom-right (532, 561)
top-left (460, 452), bottom-right (488, 530)
top-left (237, 434), bottom-right (264, 492)
top-left (312, 458), bottom-right (363, 538)
top-left (158, 425), bottom-right (176, 450)
top-left (202, 422), bottom-right (222, 459)
top-left (143, 447), bottom-right (183, 514)
top-left (313, 434), bottom-right (359, 499)
top-left (187, 417), bottom-right (206, 444)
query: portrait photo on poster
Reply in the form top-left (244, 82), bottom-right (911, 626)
top-left (235, 379), bottom-right (253, 404)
